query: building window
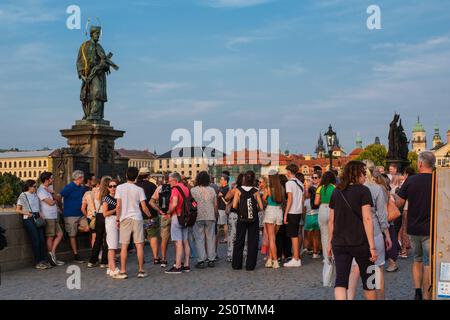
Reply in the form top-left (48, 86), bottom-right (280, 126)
top-left (43, 160), bottom-right (47, 167)
top-left (29, 161), bottom-right (32, 167)
top-left (39, 160), bottom-right (42, 167)
top-left (189, 171), bottom-right (192, 176)
top-left (33, 171), bottom-right (37, 178)
top-left (24, 171), bottom-right (27, 178)
top-left (19, 171), bottom-right (22, 178)
top-left (196, 164), bottom-right (200, 167)
top-left (0, 162), bottom-right (2, 168)
top-left (33, 161), bottom-right (37, 167)
top-left (14, 161), bottom-right (17, 168)
top-left (29, 171), bottom-right (32, 177)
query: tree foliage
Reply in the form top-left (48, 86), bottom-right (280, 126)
top-left (356, 144), bottom-right (388, 167)
top-left (0, 173), bottom-right (23, 207)
top-left (408, 151), bottom-right (418, 172)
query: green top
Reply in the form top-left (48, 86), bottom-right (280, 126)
top-left (267, 195), bottom-right (282, 206)
top-left (316, 184), bottom-right (336, 204)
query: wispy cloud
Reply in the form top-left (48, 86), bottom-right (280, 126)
top-left (0, 0), bottom-right (59, 26)
top-left (202, 0), bottom-right (274, 8)
top-left (144, 82), bottom-right (188, 93)
top-left (225, 36), bottom-right (271, 51)
top-left (272, 63), bottom-right (305, 76)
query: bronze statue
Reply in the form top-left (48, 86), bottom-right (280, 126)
top-left (387, 114), bottom-right (409, 160)
top-left (76, 26), bottom-right (118, 121)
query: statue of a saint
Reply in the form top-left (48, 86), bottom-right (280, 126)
top-left (387, 114), bottom-right (400, 159)
top-left (76, 26), bottom-right (118, 121)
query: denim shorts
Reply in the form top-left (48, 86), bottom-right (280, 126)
top-left (171, 214), bottom-right (188, 241)
top-left (410, 235), bottom-right (430, 266)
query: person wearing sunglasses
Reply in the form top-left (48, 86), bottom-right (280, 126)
top-left (100, 177), bottom-right (124, 278)
top-left (16, 180), bottom-right (50, 270)
top-left (303, 172), bottom-right (322, 259)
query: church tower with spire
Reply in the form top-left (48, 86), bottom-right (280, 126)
top-left (355, 133), bottom-right (363, 149)
top-left (432, 125), bottom-right (442, 148)
top-left (411, 116), bottom-right (427, 154)
top-left (315, 132), bottom-right (326, 159)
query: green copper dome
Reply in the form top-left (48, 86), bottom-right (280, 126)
top-left (412, 116), bottom-right (425, 133)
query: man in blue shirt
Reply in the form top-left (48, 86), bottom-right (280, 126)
top-left (60, 170), bottom-right (88, 263)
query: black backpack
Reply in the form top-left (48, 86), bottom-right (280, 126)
top-left (0, 225), bottom-right (7, 251)
top-left (237, 186), bottom-right (258, 222)
top-left (159, 184), bottom-right (172, 213)
top-left (174, 186), bottom-right (198, 228)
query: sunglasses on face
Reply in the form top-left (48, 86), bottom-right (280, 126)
top-left (312, 176), bottom-right (319, 180)
top-left (108, 185), bottom-right (117, 188)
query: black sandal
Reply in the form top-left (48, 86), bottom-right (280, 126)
top-left (153, 258), bottom-right (161, 265)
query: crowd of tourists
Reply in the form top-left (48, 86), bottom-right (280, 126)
top-left (16, 150), bottom-right (436, 299)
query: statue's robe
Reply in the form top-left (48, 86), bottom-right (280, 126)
top-left (76, 39), bottom-right (109, 119)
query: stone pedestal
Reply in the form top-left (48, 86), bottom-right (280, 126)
top-left (51, 120), bottom-right (128, 191)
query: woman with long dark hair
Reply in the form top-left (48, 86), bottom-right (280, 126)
top-left (232, 171), bottom-right (264, 270)
top-left (347, 162), bottom-right (393, 300)
top-left (225, 173), bottom-right (245, 262)
top-left (262, 171), bottom-right (284, 269)
top-left (16, 180), bottom-right (49, 269)
top-left (191, 171), bottom-right (218, 269)
top-left (100, 177), bottom-right (124, 279)
top-left (328, 161), bottom-right (377, 300)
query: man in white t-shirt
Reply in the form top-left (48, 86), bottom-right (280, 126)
top-left (283, 163), bottom-right (304, 267)
top-left (116, 167), bottom-right (152, 279)
top-left (37, 172), bottom-right (65, 267)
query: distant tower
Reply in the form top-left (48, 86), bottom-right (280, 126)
top-left (315, 132), bottom-right (326, 158)
top-left (284, 142), bottom-right (290, 156)
top-left (356, 133), bottom-right (363, 149)
top-left (374, 137), bottom-right (381, 145)
top-left (432, 125), bottom-right (442, 148)
top-left (411, 116), bottom-right (427, 154)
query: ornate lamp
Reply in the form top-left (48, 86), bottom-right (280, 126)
top-left (324, 125), bottom-right (336, 170)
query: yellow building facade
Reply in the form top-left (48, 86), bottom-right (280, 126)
top-left (0, 150), bottom-right (54, 181)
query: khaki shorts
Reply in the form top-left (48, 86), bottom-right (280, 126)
top-left (45, 219), bottom-right (63, 237)
top-left (120, 218), bottom-right (144, 245)
top-left (64, 216), bottom-right (88, 237)
top-left (160, 214), bottom-right (171, 242)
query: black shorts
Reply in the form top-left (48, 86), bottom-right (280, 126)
top-left (286, 214), bottom-right (301, 238)
top-left (332, 244), bottom-right (375, 291)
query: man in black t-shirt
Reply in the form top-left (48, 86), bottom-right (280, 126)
top-left (395, 151), bottom-right (435, 300)
top-left (136, 168), bottom-right (159, 263)
top-left (217, 174), bottom-right (230, 243)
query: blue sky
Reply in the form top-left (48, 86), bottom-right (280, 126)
top-left (0, 0), bottom-right (449, 155)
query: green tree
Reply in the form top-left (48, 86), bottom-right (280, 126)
top-left (0, 173), bottom-right (24, 207)
top-left (408, 151), bottom-right (418, 172)
top-left (356, 144), bottom-right (388, 167)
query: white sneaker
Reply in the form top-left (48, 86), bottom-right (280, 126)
top-left (272, 260), bottom-right (280, 269)
top-left (265, 259), bottom-right (273, 268)
top-left (284, 258), bottom-right (302, 267)
top-left (108, 269), bottom-right (120, 277)
top-left (312, 253), bottom-right (321, 259)
top-left (106, 268), bottom-right (111, 275)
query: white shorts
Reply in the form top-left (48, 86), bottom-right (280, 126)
top-left (218, 210), bottom-right (227, 225)
top-left (105, 215), bottom-right (119, 250)
top-left (263, 206), bottom-right (283, 226)
top-left (352, 233), bottom-right (385, 267)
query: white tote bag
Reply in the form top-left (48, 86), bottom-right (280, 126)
top-left (322, 257), bottom-right (335, 287)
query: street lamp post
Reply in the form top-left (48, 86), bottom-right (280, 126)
top-left (325, 124), bottom-right (336, 171)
